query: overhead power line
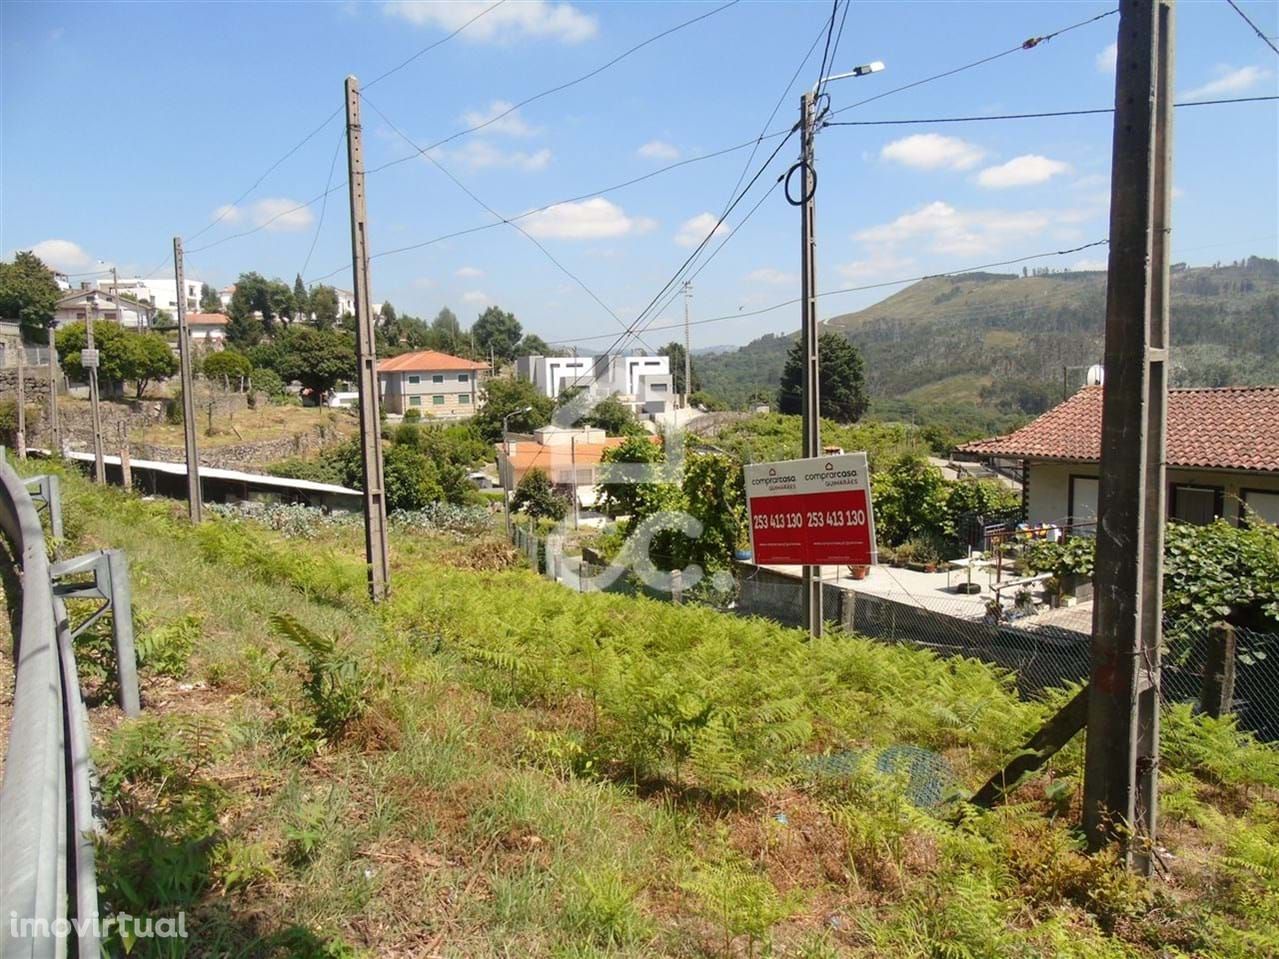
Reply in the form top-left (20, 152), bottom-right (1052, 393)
top-left (299, 126), bottom-right (348, 280)
top-left (826, 7), bottom-right (1119, 121)
top-left (545, 239), bottom-right (1111, 346)
top-left (1225, 0), bottom-right (1279, 57)
top-left (824, 94), bottom-right (1279, 126)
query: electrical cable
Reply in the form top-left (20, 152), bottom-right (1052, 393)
top-left (824, 95), bottom-right (1279, 126)
top-left (825, 8), bottom-right (1119, 121)
top-left (299, 125), bottom-right (348, 280)
top-left (364, 0), bottom-right (509, 88)
top-left (814, 0), bottom-right (841, 98)
top-left (1225, 0), bottom-right (1279, 57)
top-left (359, 92), bottom-right (657, 352)
top-left (545, 239), bottom-right (1110, 346)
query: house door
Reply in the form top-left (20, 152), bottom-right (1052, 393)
top-left (1170, 485), bottom-right (1223, 525)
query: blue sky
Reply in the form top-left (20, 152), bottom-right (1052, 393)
top-left (3, 0), bottom-right (1277, 349)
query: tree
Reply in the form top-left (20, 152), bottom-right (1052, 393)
top-left (516, 333), bottom-right (553, 357)
top-left (596, 434), bottom-right (666, 519)
top-left (379, 301), bottom-right (397, 329)
top-left (202, 349), bottom-right (253, 385)
top-left (228, 272), bottom-right (273, 331)
top-left (472, 376), bottom-right (554, 443)
top-left (268, 280), bottom-right (295, 326)
top-left (0, 251), bottom-right (60, 337)
top-left (276, 327), bottom-right (355, 397)
top-left (431, 307), bottom-right (462, 350)
top-left (199, 282), bottom-right (222, 312)
top-left (778, 332), bottom-right (868, 423)
top-left (152, 308), bottom-right (175, 330)
top-left (55, 321), bottom-right (176, 398)
top-left (660, 341), bottom-right (700, 395)
top-left (309, 285), bottom-right (339, 330)
top-left (870, 456), bottom-right (950, 547)
top-left (511, 468), bottom-right (568, 521)
top-left (472, 305), bottom-right (522, 362)
top-left (581, 394), bottom-right (645, 437)
top-left (293, 275), bottom-right (309, 324)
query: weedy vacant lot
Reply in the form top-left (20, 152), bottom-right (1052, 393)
top-left (14, 465), bottom-right (1278, 958)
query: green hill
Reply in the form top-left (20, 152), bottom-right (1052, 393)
top-left (698, 256), bottom-right (1279, 426)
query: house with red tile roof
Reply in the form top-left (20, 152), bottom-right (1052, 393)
top-left (957, 385), bottom-right (1279, 528)
top-left (377, 350), bottom-right (490, 418)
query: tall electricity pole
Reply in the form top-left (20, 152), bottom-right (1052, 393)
top-left (682, 281), bottom-right (693, 408)
top-left (85, 292), bottom-right (106, 483)
top-left (344, 74), bottom-right (391, 603)
top-left (173, 237), bottom-right (202, 523)
top-left (47, 321), bottom-right (60, 454)
top-left (798, 88), bottom-right (823, 637)
top-left (1082, 0), bottom-right (1174, 873)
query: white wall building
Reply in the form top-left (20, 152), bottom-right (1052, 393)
top-left (97, 276), bottom-right (203, 318)
top-left (52, 289), bottom-right (155, 330)
top-left (517, 352), bottom-right (672, 416)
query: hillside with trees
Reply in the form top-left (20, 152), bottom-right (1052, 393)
top-left (697, 257), bottom-right (1279, 438)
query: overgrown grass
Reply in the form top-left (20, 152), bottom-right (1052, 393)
top-left (12, 461), bottom-right (1276, 958)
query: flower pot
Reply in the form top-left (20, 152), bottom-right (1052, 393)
top-left (848, 565), bottom-right (869, 580)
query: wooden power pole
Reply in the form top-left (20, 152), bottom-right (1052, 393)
top-left (344, 75), bottom-right (391, 602)
top-left (14, 335), bottom-right (26, 459)
top-left (682, 280), bottom-right (693, 408)
top-left (85, 293), bottom-right (106, 483)
top-left (173, 237), bottom-right (202, 523)
top-left (1083, 0), bottom-right (1174, 873)
top-left (798, 88), bottom-right (822, 638)
top-left (47, 321), bottom-right (61, 454)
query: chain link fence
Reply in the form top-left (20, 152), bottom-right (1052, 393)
top-left (510, 524), bottom-right (1279, 742)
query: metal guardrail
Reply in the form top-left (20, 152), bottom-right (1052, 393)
top-left (0, 463), bottom-right (101, 958)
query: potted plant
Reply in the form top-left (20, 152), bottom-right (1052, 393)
top-left (848, 564), bottom-right (870, 580)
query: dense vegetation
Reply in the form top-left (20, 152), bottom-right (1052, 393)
top-left (696, 258), bottom-right (1279, 445)
top-left (20, 464), bottom-right (1275, 958)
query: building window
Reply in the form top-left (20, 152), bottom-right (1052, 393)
top-left (651, 383), bottom-right (667, 392)
top-left (458, 373), bottom-right (469, 382)
top-left (409, 396), bottom-right (422, 407)
top-left (432, 394), bottom-right (445, 405)
top-left (458, 394), bottom-right (470, 404)
top-left (432, 374), bottom-right (444, 383)
top-left (1241, 489), bottom-right (1279, 526)
top-left (408, 374), bottom-right (421, 384)
top-left (1169, 484), bottom-right (1223, 526)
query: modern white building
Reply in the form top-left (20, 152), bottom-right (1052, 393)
top-left (516, 352), bottom-right (673, 415)
top-left (97, 276), bottom-right (204, 319)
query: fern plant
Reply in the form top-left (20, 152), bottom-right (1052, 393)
top-left (270, 613), bottom-right (369, 742)
top-left (681, 856), bottom-right (799, 958)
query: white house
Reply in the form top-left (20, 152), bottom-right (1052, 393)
top-left (186, 313), bottom-right (229, 347)
top-left (377, 349), bottom-right (489, 418)
top-left (516, 352), bottom-right (672, 415)
top-left (52, 289), bottom-right (155, 330)
top-left (958, 385), bottom-right (1279, 529)
top-left (98, 276), bottom-right (204, 318)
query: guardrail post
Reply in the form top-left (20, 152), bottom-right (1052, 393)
top-left (24, 473), bottom-right (64, 542)
top-left (50, 549), bottom-right (141, 717)
top-left (1199, 622), bottom-right (1236, 719)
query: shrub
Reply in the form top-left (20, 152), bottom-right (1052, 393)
top-left (403, 407), bottom-right (422, 422)
top-left (512, 468), bottom-right (568, 521)
top-left (249, 366), bottom-right (285, 400)
top-left (201, 349), bottom-right (253, 385)
top-left (270, 613), bottom-right (369, 743)
top-left (0, 398), bottom-right (41, 446)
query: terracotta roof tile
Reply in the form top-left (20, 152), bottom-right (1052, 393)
top-left (186, 313), bottom-right (228, 326)
top-left (378, 350), bottom-right (490, 373)
top-left (958, 386), bottom-right (1279, 472)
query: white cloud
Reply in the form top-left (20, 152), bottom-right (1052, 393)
top-left (429, 141), bottom-right (551, 172)
top-left (27, 239), bottom-right (95, 273)
top-left (456, 266), bottom-right (484, 278)
top-left (250, 198), bottom-right (315, 232)
top-left (1096, 41), bottom-right (1117, 73)
top-left (461, 100), bottom-right (537, 137)
top-left (384, 0), bottom-right (597, 44)
top-left (837, 252), bottom-right (916, 283)
top-left (674, 212), bottom-right (728, 248)
top-left (462, 290), bottom-right (491, 304)
top-left (1181, 64), bottom-right (1272, 101)
top-left (881, 133), bottom-right (985, 171)
top-left (211, 203), bottom-right (243, 224)
top-left (855, 201), bottom-right (1052, 257)
top-left (1073, 258), bottom-right (1108, 271)
top-left (522, 198), bottom-right (655, 239)
top-left (746, 267), bottom-right (795, 285)
top-left (637, 140), bottom-right (680, 161)
top-left (977, 154), bottom-right (1071, 189)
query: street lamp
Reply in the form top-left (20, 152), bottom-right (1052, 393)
top-left (502, 405), bottom-right (533, 536)
top-left (794, 58), bottom-right (884, 639)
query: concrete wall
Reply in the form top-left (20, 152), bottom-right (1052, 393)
top-left (1029, 460), bottom-right (1279, 528)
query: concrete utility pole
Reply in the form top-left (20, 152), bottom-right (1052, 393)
top-left (1082, 0), bottom-right (1174, 873)
top-left (798, 88), bottom-right (823, 638)
top-left (682, 280), bottom-right (693, 408)
top-left (14, 335), bottom-right (26, 459)
top-left (173, 237), bottom-right (203, 522)
top-left (47, 322), bottom-right (60, 454)
top-left (85, 292), bottom-right (106, 483)
top-left (344, 74), bottom-right (391, 602)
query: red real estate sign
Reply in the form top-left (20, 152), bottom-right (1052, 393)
top-left (744, 453), bottom-right (877, 566)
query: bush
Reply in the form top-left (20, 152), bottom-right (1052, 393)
top-left (0, 398), bottom-right (41, 446)
top-left (511, 467), bottom-right (568, 521)
top-left (201, 349), bottom-right (253, 386)
top-left (248, 366), bottom-right (284, 399)
top-left (403, 407), bottom-right (422, 422)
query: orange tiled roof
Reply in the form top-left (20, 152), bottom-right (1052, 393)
top-left (378, 350), bottom-right (490, 373)
top-left (958, 385), bottom-right (1279, 472)
top-left (186, 313), bottom-right (228, 325)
